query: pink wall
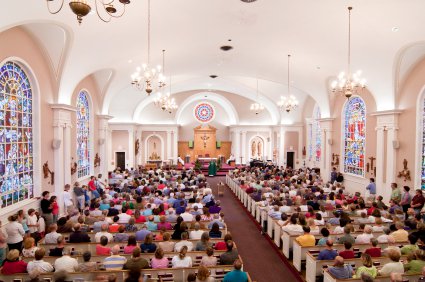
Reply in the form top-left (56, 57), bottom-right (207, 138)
top-left (111, 130), bottom-right (129, 168)
top-left (285, 131), bottom-right (299, 159)
top-left (0, 27), bottom-right (56, 195)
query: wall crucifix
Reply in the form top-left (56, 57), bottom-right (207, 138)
top-left (201, 134), bottom-right (209, 148)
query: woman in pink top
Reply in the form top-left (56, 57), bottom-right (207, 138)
top-left (151, 248), bottom-right (169, 269)
top-left (124, 235), bottom-right (138, 254)
top-left (96, 236), bottom-right (111, 255)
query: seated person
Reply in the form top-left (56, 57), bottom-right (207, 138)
top-left (174, 232), bottom-right (194, 252)
top-left (379, 248), bottom-right (404, 276)
top-left (27, 248), bottom-right (54, 273)
top-left (401, 234), bottom-right (419, 255)
top-left (1, 249), bottom-right (28, 274)
top-left (209, 222), bottom-right (222, 239)
top-left (54, 247), bottom-right (78, 273)
top-left (114, 225), bottom-right (129, 242)
top-left (96, 235), bottom-right (111, 255)
top-left (220, 240), bottom-right (239, 265)
top-left (377, 227), bottom-right (396, 243)
top-left (391, 221), bottom-right (408, 242)
top-left (177, 155), bottom-right (185, 166)
top-left (353, 253), bottom-right (378, 278)
top-left (226, 154), bottom-right (235, 165)
top-left (140, 233), bottom-right (157, 253)
top-left (22, 237), bottom-right (38, 258)
top-left (317, 227), bottom-right (330, 246)
top-left (295, 226), bottom-right (315, 247)
top-left (317, 240), bottom-right (338, 260)
top-left (103, 245), bottom-right (127, 270)
top-left (339, 242), bottom-right (355, 259)
top-left (95, 223), bottom-right (113, 243)
top-left (223, 259), bottom-right (248, 282)
top-left (337, 226), bottom-right (355, 245)
top-left (151, 248), bottom-right (169, 269)
top-left (69, 223), bottom-right (90, 243)
top-left (77, 251), bottom-right (97, 272)
top-left (404, 249), bottom-right (425, 274)
top-left (364, 238), bottom-right (382, 257)
top-left (108, 216), bottom-right (120, 233)
top-left (326, 256), bottom-right (354, 279)
top-left (49, 235), bottom-right (66, 257)
top-left (355, 225), bottom-right (374, 244)
top-left (44, 224), bottom-right (61, 244)
top-left (172, 246), bottom-right (192, 268)
top-left (123, 247), bottom-right (149, 271)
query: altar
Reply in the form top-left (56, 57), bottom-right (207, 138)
top-left (198, 157), bottom-right (217, 165)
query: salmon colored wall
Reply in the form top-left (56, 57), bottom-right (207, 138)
top-left (111, 130), bottom-right (129, 168)
top-left (0, 27), bottom-right (56, 195)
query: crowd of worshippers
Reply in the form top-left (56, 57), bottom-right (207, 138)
top-left (230, 166), bottom-right (425, 279)
top-left (0, 167), bottom-right (248, 282)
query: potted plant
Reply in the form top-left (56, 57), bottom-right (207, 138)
top-left (194, 159), bottom-right (201, 171)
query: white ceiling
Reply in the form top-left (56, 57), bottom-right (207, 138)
top-left (3, 0), bottom-right (425, 124)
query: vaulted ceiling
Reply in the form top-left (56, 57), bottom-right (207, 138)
top-left (3, 0), bottom-right (425, 124)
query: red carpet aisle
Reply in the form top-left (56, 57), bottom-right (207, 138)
top-left (207, 177), bottom-right (303, 282)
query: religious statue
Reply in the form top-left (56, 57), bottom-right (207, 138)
top-left (94, 153), bottom-right (101, 167)
top-left (201, 134), bottom-right (209, 148)
top-left (71, 158), bottom-right (77, 175)
top-left (135, 139), bottom-right (140, 155)
top-left (397, 158), bottom-right (411, 181)
top-left (251, 141), bottom-right (257, 158)
top-left (43, 161), bottom-right (54, 185)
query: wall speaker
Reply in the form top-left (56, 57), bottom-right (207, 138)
top-left (52, 139), bottom-right (62, 149)
top-left (98, 138), bottom-right (105, 145)
top-left (327, 139), bottom-right (333, 145)
top-left (188, 140), bottom-right (194, 149)
top-left (216, 141), bottom-right (221, 149)
top-left (392, 140), bottom-right (400, 149)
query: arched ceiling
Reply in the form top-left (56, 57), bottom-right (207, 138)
top-left (4, 0), bottom-right (425, 123)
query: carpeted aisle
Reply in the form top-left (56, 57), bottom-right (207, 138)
top-left (207, 176), bottom-right (303, 282)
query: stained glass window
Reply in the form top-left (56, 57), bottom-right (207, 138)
top-left (344, 96), bottom-right (366, 176)
top-left (314, 107), bottom-right (321, 162)
top-left (421, 98), bottom-right (425, 190)
top-left (0, 61), bottom-right (33, 207)
top-left (308, 122), bottom-right (313, 161)
top-left (76, 91), bottom-right (90, 178)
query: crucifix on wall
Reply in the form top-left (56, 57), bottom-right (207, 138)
top-left (201, 134), bottom-right (209, 148)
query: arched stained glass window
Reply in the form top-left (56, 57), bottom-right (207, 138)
top-left (76, 91), bottom-right (90, 178)
top-left (0, 61), bottom-right (33, 207)
top-left (314, 107), bottom-right (321, 162)
top-left (344, 96), bottom-right (366, 176)
top-left (421, 98), bottom-right (425, 190)
top-left (308, 123), bottom-right (313, 161)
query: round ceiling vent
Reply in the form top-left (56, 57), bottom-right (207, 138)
top-left (220, 45), bottom-right (233, 51)
top-left (210, 75), bottom-right (218, 79)
top-left (241, 0), bottom-right (257, 2)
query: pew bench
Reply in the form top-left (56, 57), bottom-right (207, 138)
top-left (323, 269), bottom-right (420, 282)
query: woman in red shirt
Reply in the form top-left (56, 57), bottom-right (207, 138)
top-left (1, 249), bottom-right (27, 274)
top-left (215, 234), bottom-right (233, 251)
top-left (96, 236), bottom-right (111, 255)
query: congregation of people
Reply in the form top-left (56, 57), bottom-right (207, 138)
top-left (0, 167), bottom-right (248, 282)
top-left (230, 165), bottom-right (425, 281)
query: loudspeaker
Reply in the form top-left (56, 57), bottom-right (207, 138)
top-left (188, 141), bottom-right (194, 149)
top-left (52, 139), bottom-right (61, 149)
top-left (328, 139), bottom-right (333, 145)
top-left (392, 140), bottom-right (400, 149)
top-left (216, 141), bottom-right (221, 149)
top-left (98, 138), bottom-right (105, 145)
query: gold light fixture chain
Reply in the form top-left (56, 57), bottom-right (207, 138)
top-left (288, 54), bottom-right (290, 95)
top-left (348, 7), bottom-right (352, 78)
top-left (46, 0), bottom-right (64, 14)
top-left (147, 0), bottom-right (151, 65)
top-left (95, 0), bottom-right (112, 23)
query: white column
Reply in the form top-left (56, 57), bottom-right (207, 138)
top-left (268, 129), bottom-right (273, 161)
top-left (241, 131), bottom-right (247, 165)
top-left (98, 115), bottom-right (113, 178)
top-left (386, 126), bottom-right (398, 185)
top-left (53, 122), bottom-right (65, 215)
top-left (107, 129), bottom-right (113, 171)
top-left (173, 129), bottom-right (178, 163)
top-left (297, 127), bottom-right (303, 166)
top-left (279, 127), bottom-right (285, 166)
top-left (128, 128), bottom-right (135, 169)
top-left (135, 128), bottom-right (143, 167)
top-left (234, 130), bottom-right (241, 164)
top-left (166, 130), bottom-right (172, 161)
top-left (305, 118), bottom-right (313, 166)
top-left (63, 124), bottom-right (71, 185)
top-left (375, 126), bottom-right (385, 199)
top-left (319, 118), bottom-right (334, 182)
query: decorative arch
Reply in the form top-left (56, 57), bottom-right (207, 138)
top-left (76, 90), bottom-right (92, 179)
top-left (0, 59), bottom-right (39, 207)
top-left (342, 96), bottom-right (366, 177)
top-left (144, 134), bottom-right (165, 163)
top-left (248, 135), bottom-right (265, 160)
top-left (415, 86), bottom-right (425, 190)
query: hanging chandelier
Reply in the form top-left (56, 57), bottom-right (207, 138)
top-left (154, 67), bottom-right (178, 114)
top-left (250, 79), bottom-right (265, 115)
top-left (46, 0), bottom-right (131, 25)
top-left (331, 7), bottom-right (366, 99)
top-left (131, 0), bottom-right (165, 95)
top-left (277, 55), bottom-right (299, 113)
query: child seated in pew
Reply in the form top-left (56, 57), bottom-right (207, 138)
top-left (317, 228), bottom-right (330, 246)
top-left (339, 242), bottom-right (355, 259)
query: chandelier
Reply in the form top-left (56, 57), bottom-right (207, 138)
top-left (46, 0), bottom-right (130, 25)
top-left (277, 54), bottom-right (299, 113)
top-left (131, 0), bottom-right (165, 95)
top-left (250, 79), bottom-right (265, 115)
top-left (154, 73), bottom-right (178, 114)
top-left (331, 7), bottom-right (366, 99)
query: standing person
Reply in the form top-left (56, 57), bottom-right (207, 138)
top-left (365, 178), bottom-right (376, 199)
top-left (40, 191), bottom-right (53, 228)
top-left (5, 214), bottom-right (25, 251)
top-left (50, 196), bottom-right (59, 223)
top-left (390, 183), bottom-right (402, 203)
top-left (73, 182), bottom-right (85, 212)
top-left (411, 189), bottom-right (425, 215)
top-left (26, 209), bottom-right (40, 244)
top-left (331, 167), bottom-right (338, 183)
top-left (400, 186), bottom-right (412, 219)
top-left (0, 221), bottom-right (6, 265)
top-left (63, 184), bottom-right (74, 215)
top-left (88, 176), bottom-right (100, 199)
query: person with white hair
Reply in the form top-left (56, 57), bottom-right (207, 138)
top-left (103, 245), bottom-right (127, 270)
top-left (53, 247), bottom-right (78, 273)
top-left (355, 226), bottom-right (374, 244)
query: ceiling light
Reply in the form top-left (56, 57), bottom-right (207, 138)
top-left (46, 0), bottom-right (130, 25)
top-left (250, 79), bottom-right (265, 115)
top-left (277, 55), bottom-right (299, 113)
top-left (392, 27), bottom-right (399, 32)
top-left (131, 0), bottom-right (165, 96)
top-left (331, 7), bottom-right (366, 99)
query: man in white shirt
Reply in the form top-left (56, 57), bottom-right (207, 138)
top-left (54, 247), bottom-right (78, 272)
top-left (180, 207), bottom-right (194, 222)
top-left (63, 184), bottom-right (74, 214)
top-left (27, 248), bottom-right (54, 274)
top-left (279, 201), bottom-right (291, 213)
top-left (189, 223), bottom-right (204, 240)
top-left (355, 226), bottom-right (374, 244)
top-left (117, 208), bottom-right (131, 224)
top-left (177, 155), bottom-right (185, 165)
top-left (95, 224), bottom-right (113, 243)
top-left (282, 217), bottom-right (303, 235)
top-left (174, 232), bottom-right (194, 252)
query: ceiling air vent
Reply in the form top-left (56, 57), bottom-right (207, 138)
top-left (241, 0), bottom-right (257, 2)
top-left (220, 45), bottom-right (233, 51)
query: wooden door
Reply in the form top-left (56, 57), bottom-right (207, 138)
top-left (115, 152), bottom-right (126, 170)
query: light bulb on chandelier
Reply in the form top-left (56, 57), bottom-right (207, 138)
top-left (250, 78), bottom-right (265, 115)
top-left (331, 7), bottom-right (366, 99)
top-left (277, 54), bottom-right (299, 113)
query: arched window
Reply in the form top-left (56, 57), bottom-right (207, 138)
top-left (313, 107), bottom-right (321, 162)
top-left (76, 91), bottom-right (90, 179)
top-left (0, 61), bottom-right (34, 207)
top-left (343, 96), bottom-right (366, 176)
top-left (421, 98), bottom-right (425, 190)
top-left (308, 122), bottom-right (313, 161)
